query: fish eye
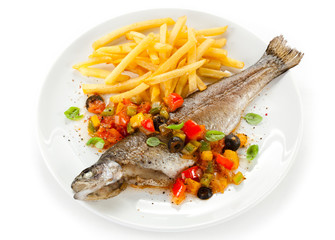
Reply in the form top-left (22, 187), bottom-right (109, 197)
top-left (83, 171), bottom-right (93, 179)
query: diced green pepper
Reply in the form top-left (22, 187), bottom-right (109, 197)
top-left (127, 123), bottom-right (135, 134)
top-left (233, 171), bottom-right (245, 185)
top-left (200, 173), bottom-right (213, 187)
top-left (88, 119), bottom-right (97, 134)
top-left (190, 140), bottom-right (201, 148)
top-left (149, 107), bottom-right (161, 115)
top-left (101, 106), bottom-right (115, 116)
top-left (130, 95), bottom-right (143, 105)
top-left (181, 142), bottom-right (198, 155)
top-left (205, 160), bottom-right (214, 174)
top-left (200, 140), bottom-right (211, 152)
top-left (126, 105), bottom-right (137, 116)
top-left (160, 107), bottom-right (169, 120)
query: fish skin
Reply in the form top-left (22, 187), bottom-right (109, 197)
top-left (71, 35), bottom-right (303, 201)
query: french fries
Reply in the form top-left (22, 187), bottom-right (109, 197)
top-left (105, 33), bottom-right (154, 84)
top-left (92, 18), bottom-right (175, 50)
top-left (109, 83), bottom-right (150, 102)
top-left (82, 72), bottom-right (151, 94)
top-left (74, 16), bottom-right (244, 103)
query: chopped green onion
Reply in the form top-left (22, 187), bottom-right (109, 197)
top-left (149, 107), bottom-right (161, 115)
top-left (86, 137), bottom-right (105, 149)
top-left (233, 172), bottom-right (245, 185)
top-left (160, 107), bottom-right (169, 119)
top-left (181, 142), bottom-right (198, 155)
top-left (200, 173), bottom-right (213, 187)
top-left (64, 107), bottom-right (83, 121)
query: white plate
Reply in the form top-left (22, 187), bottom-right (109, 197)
top-left (37, 9), bottom-right (303, 231)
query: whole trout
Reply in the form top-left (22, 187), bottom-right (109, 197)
top-left (71, 35), bottom-right (303, 200)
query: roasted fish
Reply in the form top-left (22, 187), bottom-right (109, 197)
top-left (71, 35), bottom-right (303, 200)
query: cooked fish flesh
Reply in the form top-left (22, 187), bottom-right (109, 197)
top-left (71, 35), bottom-right (303, 200)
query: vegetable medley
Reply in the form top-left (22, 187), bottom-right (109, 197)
top-left (76, 92), bottom-right (259, 204)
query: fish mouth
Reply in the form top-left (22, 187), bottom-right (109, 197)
top-left (71, 161), bottom-right (124, 200)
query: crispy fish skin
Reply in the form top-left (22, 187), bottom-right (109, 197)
top-left (170, 35), bottom-right (303, 134)
top-left (71, 35), bottom-right (303, 201)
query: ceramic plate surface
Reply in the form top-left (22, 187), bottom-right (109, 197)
top-left (37, 9), bottom-right (303, 231)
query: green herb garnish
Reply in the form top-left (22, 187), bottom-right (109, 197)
top-left (86, 137), bottom-right (105, 149)
top-left (64, 107), bottom-right (83, 120)
top-left (146, 137), bottom-right (165, 147)
top-left (246, 144), bottom-right (259, 161)
top-left (205, 130), bottom-right (225, 142)
top-left (244, 113), bottom-right (263, 125)
top-left (166, 122), bottom-right (184, 130)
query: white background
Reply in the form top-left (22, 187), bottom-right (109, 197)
top-left (1, 0), bottom-right (334, 239)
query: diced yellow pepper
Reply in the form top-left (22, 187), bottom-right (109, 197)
top-left (237, 133), bottom-right (248, 147)
top-left (90, 115), bottom-right (100, 128)
top-left (210, 175), bottom-right (228, 193)
top-left (115, 102), bottom-right (125, 114)
top-left (201, 151), bottom-right (213, 161)
top-left (130, 112), bottom-right (145, 128)
top-left (185, 178), bottom-right (201, 195)
top-left (223, 149), bottom-right (239, 170)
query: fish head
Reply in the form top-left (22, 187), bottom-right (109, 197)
top-left (71, 161), bottom-right (123, 200)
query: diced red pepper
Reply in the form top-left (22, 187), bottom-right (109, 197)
top-left (182, 120), bottom-right (205, 140)
top-left (114, 111), bottom-right (130, 127)
top-left (216, 154), bottom-right (234, 170)
top-left (100, 116), bottom-right (115, 129)
top-left (172, 178), bottom-right (186, 197)
top-left (123, 98), bottom-right (132, 105)
top-left (164, 93), bottom-right (184, 112)
top-left (87, 100), bottom-right (106, 114)
top-left (96, 127), bottom-right (124, 147)
top-left (181, 166), bottom-right (201, 181)
top-left (141, 119), bottom-right (155, 132)
top-left (138, 102), bottom-right (151, 114)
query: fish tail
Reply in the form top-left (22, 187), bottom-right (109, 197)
top-left (265, 35), bottom-right (303, 71)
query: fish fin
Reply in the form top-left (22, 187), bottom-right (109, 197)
top-left (266, 35), bottom-right (304, 71)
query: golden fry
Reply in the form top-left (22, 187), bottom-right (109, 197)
top-left (96, 43), bottom-right (136, 54)
top-left (105, 33), bottom-right (154, 84)
top-left (175, 74), bottom-right (188, 96)
top-left (82, 72), bottom-right (151, 94)
top-left (197, 67), bottom-right (231, 79)
top-left (203, 48), bottom-right (228, 60)
top-left (77, 67), bottom-right (130, 81)
top-left (168, 16), bottom-right (187, 46)
top-left (135, 59), bottom-right (158, 71)
top-left (220, 56), bottom-right (245, 69)
top-left (146, 59), bottom-right (206, 85)
top-left (196, 75), bottom-right (207, 91)
top-left (196, 38), bottom-right (215, 60)
top-left (109, 83), bottom-right (150, 102)
top-left (92, 18), bottom-right (175, 50)
top-left (150, 84), bottom-right (161, 102)
top-left (196, 26), bottom-right (228, 36)
top-left (72, 56), bottom-right (112, 69)
top-left (187, 28), bottom-right (197, 93)
top-left (202, 59), bottom-right (221, 70)
top-left (159, 23), bottom-right (168, 61)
